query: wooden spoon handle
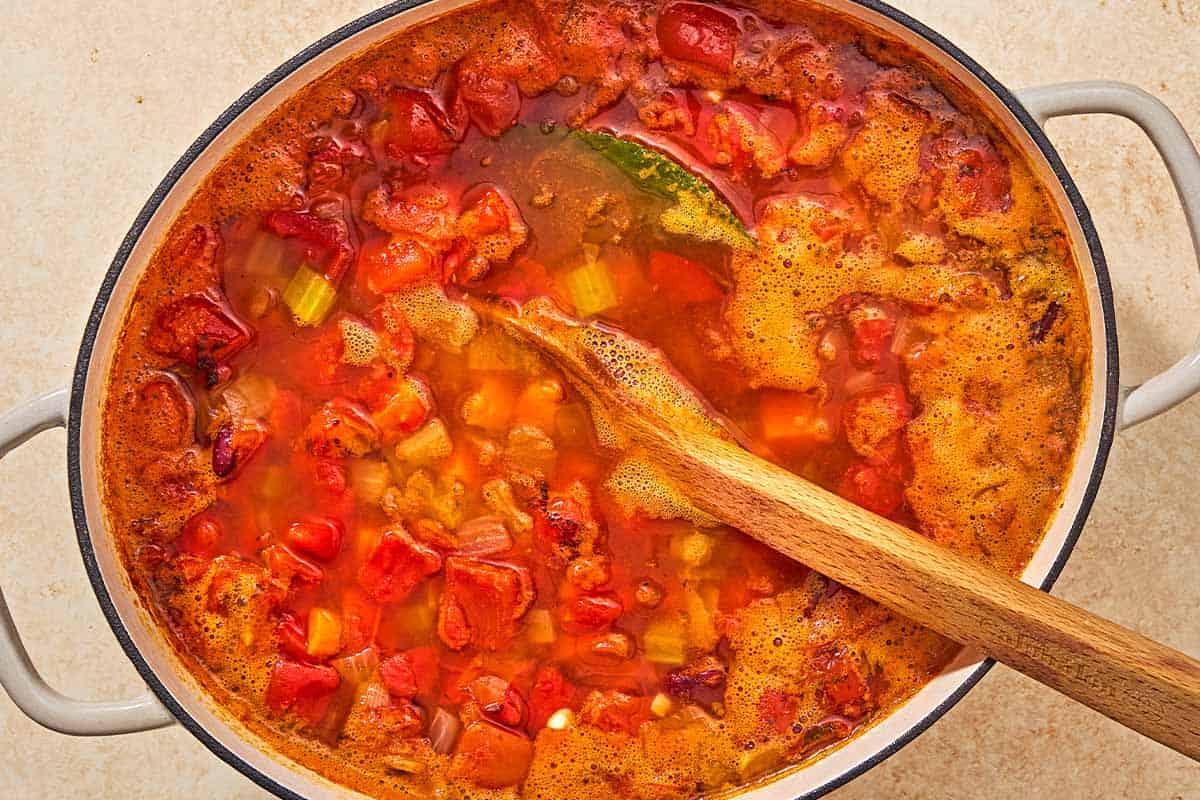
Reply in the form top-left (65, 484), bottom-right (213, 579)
top-left (648, 427), bottom-right (1200, 759)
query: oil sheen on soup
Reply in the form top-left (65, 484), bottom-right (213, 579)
top-left (101, 0), bottom-right (1090, 797)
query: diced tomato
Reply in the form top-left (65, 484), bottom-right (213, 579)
top-left (579, 690), bottom-right (650, 735)
top-left (648, 251), bottom-right (724, 305)
top-left (528, 666), bottom-right (576, 730)
top-left (380, 652), bottom-right (420, 698)
top-left (262, 544), bottom-right (325, 585)
top-left (146, 293), bottom-right (251, 374)
top-left (459, 188), bottom-right (512, 239)
top-left (288, 451), bottom-right (353, 520)
top-left (313, 458), bottom-right (348, 496)
top-left (136, 375), bottom-right (195, 450)
top-left (533, 496), bottom-right (587, 562)
top-left (758, 687), bottom-right (798, 734)
top-left (265, 210), bottom-right (345, 253)
top-left (304, 398), bottom-right (380, 458)
top-left (340, 587), bottom-right (381, 652)
top-left (362, 182), bottom-right (459, 241)
top-left (204, 562), bottom-right (244, 613)
top-left (372, 377), bottom-right (431, 442)
top-left (842, 384), bottom-right (911, 466)
top-left (358, 527), bottom-right (444, 604)
top-left (935, 132), bottom-right (1012, 215)
top-left (468, 675), bottom-right (528, 728)
top-left (837, 462), bottom-right (904, 517)
top-left (488, 255), bottom-right (550, 300)
top-left (264, 659), bottom-right (340, 723)
top-left (178, 513), bottom-right (222, 556)
top-left (370, 301), bottom-right (416, 371)
top-left (383, 87), bottom-right (468, 158)
top-left (285, 516), bottom-right (344, 561)
top-left (437, 557), bottom-right (535, 650)
top-left (405, 646), bottom-right (441, 699)
top-left (850, 317), bottom-right (895, 368)
top-left (358, 235), bottom-right (439, 295)
top-left (457, 63), bottom-right (521, 138)
top-left (176, 553), bottom-right (210, 582)
top-left (813, 648), bottom-right (870, 719)
top-left (450, 720), bottom-right (534, 789)
top-left (657, 2), bottom-right (740, 73)
top-left (559, 593), bottom-right (623, 633)
top-left (701, 101), bottom-right (787, 176)
top-left (264, 209), bottom-right (354, 282)
top-left (303, 324), bottom-right (347, 386)
top-left (276, 612), bottom-right (310, 661)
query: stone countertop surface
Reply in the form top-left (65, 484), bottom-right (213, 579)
top-left (1, 0), bottom-right (1197, 797)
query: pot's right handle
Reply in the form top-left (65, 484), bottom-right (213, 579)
top-left (0, 388), bottom-right (175, 735)
top-left (1018, 81), bottom-right (1200, 429)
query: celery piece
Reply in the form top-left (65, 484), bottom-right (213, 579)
top-left (561, 249), bottom-right (618, 317)
top-left (643, 616), bottom-right (688, 666)
top-left (282, 264), bottom-right (338, 326)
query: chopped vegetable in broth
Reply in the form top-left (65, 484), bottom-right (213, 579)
top-left (100, 0), bottom-right (1089, 797)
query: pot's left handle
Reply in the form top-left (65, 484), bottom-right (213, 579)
top-left (0, 388), bottom-right (175, 735)
top-left (1019, 81), bottom-right (1200, 429)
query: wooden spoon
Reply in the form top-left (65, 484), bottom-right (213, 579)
top-left (478, 296), bottom-right (1200, 759)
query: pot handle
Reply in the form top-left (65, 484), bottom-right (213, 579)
top-left (0, 388), bottom-right (174, 735)
top-left (1018, 80), bottom-right (1200, 429)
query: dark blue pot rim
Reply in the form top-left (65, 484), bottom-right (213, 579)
top-left (65, 1), bottom-right (1119, 798)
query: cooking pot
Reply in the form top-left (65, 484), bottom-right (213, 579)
top-left (2, 0), bottom-right (1198, 797)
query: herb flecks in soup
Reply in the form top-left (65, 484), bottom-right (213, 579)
top-left (101, 0), bottom-right (1088, 796)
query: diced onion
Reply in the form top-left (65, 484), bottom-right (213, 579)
top-left (282, 264), bottom-right (338, 326)
top-left (362, 681), bottom-right (391, 710)
top-left (429, 707), bottom-right (462, 754)
top-left (349, 460), bottom-right (392, 504)
top-left (382, 754), bottom-right (426, 774)
top-left (331, 646), bottom-right (379, 685)
top-left (545, 708), bottom-right (575, 730)
top-left (393, 419), bottom-right (453, 465)
top-left (561, 248), bottom-right (618, 317)
top-left (455, 516), bottom-right (513, 557)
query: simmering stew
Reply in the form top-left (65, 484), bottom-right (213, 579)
top-left (101, 0), bottom-right (1089, 796)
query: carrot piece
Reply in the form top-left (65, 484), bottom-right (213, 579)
top-left (373, 377), bottom-right (432, 443)
top-left (306, 608), bottom-right (343, 658)
top-left (758, 391), bottom-right (836, 447)
top-left (514, 378), bottom-right (563, 431)
top-left (648, 251), bottom-right (724, 305)
top-left (340, 587), bottom-right (382, 652)
top-left (359, 235), bottom-right (438, 295)
top-left (460, 376), bottom-right (516, 431)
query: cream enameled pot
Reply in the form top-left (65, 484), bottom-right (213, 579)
top-left (2, 1), bottom-right (1199, 797)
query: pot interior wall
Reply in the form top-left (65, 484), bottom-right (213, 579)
top-left (72, 1), bottom-right (1114, 798)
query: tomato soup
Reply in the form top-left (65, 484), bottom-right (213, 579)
top-left (100, 0), bottom-right (1089, 797)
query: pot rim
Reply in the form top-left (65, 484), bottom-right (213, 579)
top-left (64, 1), bottom-right (1120, 798)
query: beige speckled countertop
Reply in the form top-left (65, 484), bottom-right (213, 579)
top-left (1, 1), bottom-right (1198, 797)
